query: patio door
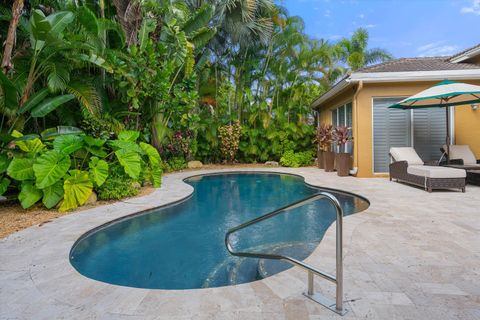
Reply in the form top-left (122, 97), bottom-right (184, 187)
top-left (373, 98), bottom-right (448, 173)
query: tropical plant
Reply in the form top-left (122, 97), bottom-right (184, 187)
top-left (317, 123), bottom-right (334, 151)
top-left (218, 120), bottom-right (241, 162)
top-left (334, 126), bottom-right (351, 153)
top-left (2, 129), bottom-right (161, 210)
top-left (279, 150), bottom-right (313, 168)
top-left (338, 28), bottom-right (393, 71)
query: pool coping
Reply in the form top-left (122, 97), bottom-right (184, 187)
top-left (0, 168), bottom-right (405, 318)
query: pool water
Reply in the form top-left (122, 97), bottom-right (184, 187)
top-left (70, 173), bottom-right (369, 289)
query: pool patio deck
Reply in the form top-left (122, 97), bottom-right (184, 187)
top-left (1, 167), bottom-right (479, 319)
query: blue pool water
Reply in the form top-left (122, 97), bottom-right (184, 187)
top-left (70, 173), bottom-right (369, 289)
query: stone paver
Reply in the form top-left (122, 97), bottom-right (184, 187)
top-left (1, 168), bottom-right (479, 319)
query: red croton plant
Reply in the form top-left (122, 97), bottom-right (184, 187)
top-left (334, 126), bottom-right (352, 152)
top-left (317, 124), bottom-right (333, 151)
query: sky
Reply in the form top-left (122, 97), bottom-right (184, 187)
top-left (280, 0), bottom-right (480, 59)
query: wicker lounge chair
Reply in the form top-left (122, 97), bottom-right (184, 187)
top-left (440, 145), bottom-right (480, 170)
top-left (389, 147), bottom-right (466, 193)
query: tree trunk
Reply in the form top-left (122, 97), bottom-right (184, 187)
top-left (1, 0), bottom-right (24, 73)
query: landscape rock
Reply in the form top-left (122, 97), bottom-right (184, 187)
top-left (85, 192), bottom-right (97, 205)
top-left (265, 161), bottom-right (279, 166)
top-left (188, 160), bottom-right (203, 169)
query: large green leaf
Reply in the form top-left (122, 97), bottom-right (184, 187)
top-left (140, 142), bottom-right (163, 186)
top-left (139, 142), bottom-right (161, 166)
top-left (84, 136), bottom-right (106, 147)
top-left (53, 135), bottom-right (84, 155)
top-left (107, 140), bottom-right (143, 153)
top-left (115, 149), bottom-right (141, 179)
top-left (30, 9), bottom-right (51, 41)
top-left (18, 181), bottom-right (43, 209)
top-left (0, 69), bottom-right (18, 110)
top-left (77, 6), bottom-right (99, 35)
top-left (139, 18), bottom-right (156, 51)
top-left (12, 134), bottom-right (45, 153)
top-left (7, 158), bottom-right (34, 181)
top-left (0, 154), bottom-right (9, 174)
top-left (30, 94), bottom-right (75, 117)
top-left (150, 164), bottom-right (162, 188)
top-left (0, 177), bottom-right (10, 195)
top-left (85, 146), bottom-right (108, 158)
top-left (182, 4), bottom-right (214, 36)
top-left (46, 11), bottom-right (74, 36)
top-left (18, 88), bottom-right (49, 114)
top-left (41, 126), bottom-right (83, 139)
top-left (33, 150), bottom-right (71, 189)
top-left (42, 180), bottom-right (64, 209)
top-left (60, 170), bottom-right (92, 212)
top-left (88, 157), bottom-right (109, 187)
top-left (118, 130), bottom-right (140, 142)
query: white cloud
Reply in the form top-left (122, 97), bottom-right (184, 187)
top-left (324, 9), bottom-right (331, 17)
top-left (417, 42), bottom-right (460, 57)
top-left (364, 24), bottom-right (376, 28)
top-left (327, 34), bottom-right (342, 40)
top-left (461, 0), bottom-right (480, 15)
top-left (358, 13), bottom-right (365, 19)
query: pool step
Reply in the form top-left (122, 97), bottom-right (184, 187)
top-left (202, 241), bottom-right (318, 288)
top-left (257, 242), bottom-right (318, 279)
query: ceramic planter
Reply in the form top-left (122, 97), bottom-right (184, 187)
top-left (336, 152), bottom-right (350, 177)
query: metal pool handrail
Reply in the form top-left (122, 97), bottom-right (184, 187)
top-left (224, 192), bottom-right (347, 315)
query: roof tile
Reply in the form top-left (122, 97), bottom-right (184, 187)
top-left (356, 57), bottom-right (480, 73)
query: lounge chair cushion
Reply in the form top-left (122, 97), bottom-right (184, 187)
top-left (390, 147), bottom-right (424, 165)
top-left (407, 165), bottom-right (466, 179)
top-left (443, 145), bottom-right (477, 165)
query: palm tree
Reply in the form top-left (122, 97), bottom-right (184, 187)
top-left (338, 27), bottom-right (393, 71)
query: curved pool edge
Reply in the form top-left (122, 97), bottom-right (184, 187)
top-left (69, 170), bottom-right (371, 261)
top-left (2, 167), bottom-right (377, 317)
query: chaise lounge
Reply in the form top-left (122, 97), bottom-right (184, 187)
top-left (440, 145), bottom-right (480, 170)
top-left (389, 147), bottom-right (466, 192)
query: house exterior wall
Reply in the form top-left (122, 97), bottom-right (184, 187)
top-left (317, 80), bottom-right (480, 178)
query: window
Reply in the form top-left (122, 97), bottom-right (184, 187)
top-left (331, 102), bottom-right (353, 153)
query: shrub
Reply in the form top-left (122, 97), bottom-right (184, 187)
top-left (317, 123), bottom-right (333, 151)
top-left (280, 150), bottom-right (314, 168)
top-left (161, 157), bottom-right (187, 172)
top-left (218, 121), bottom-right (241, 162)
top-left (97, 165), bottom-right (140, 200)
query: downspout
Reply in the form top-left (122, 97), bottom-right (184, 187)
top-left (350, 80), bottom-right (363, 176)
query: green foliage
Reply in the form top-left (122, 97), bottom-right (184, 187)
top-left (3, 129), bottom-right (161, 210)
top-left (162, 157), bottom-right (187, 172)
top-left (280, 150), bottom-right (314, 168)
top-left (97, 165), bottom-right (140, 200)
top-left (60, 170), bottom-right (93, 212)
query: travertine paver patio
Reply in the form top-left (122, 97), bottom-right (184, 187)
top-left (1, 168), bottom-right (479, 320)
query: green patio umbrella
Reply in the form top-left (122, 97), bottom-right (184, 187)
top-left (389, 80), bottom-right (480, 163)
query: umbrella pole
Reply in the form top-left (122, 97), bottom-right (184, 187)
top-left (446, 107), bottom-right (450, 164)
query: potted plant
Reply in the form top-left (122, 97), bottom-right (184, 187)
top-left (334, 126), bottom-right (351, 176)
top-left (318, 124), bottom-right (335, 172)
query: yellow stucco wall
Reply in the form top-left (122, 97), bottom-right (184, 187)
top-left (317, 80), bottom-right (480, 178)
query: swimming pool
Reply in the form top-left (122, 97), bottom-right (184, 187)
top-left (70, 173), bottom-right (369, 289)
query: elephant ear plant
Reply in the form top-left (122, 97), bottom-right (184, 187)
top-left (1, 129), bottom-right (162, 211)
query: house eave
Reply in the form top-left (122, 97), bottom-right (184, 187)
top-left (350, 69), bottom-right (480, 82)
top-left (449, 47), bottom-right (480, 63)
top-left (311, 78), bottom-right (355, 109)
